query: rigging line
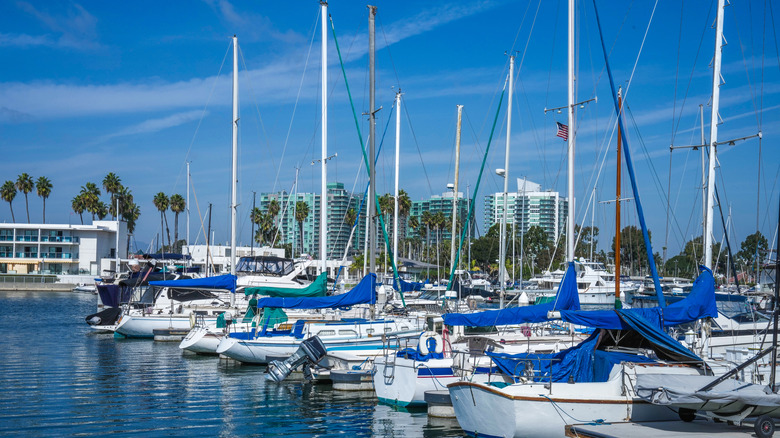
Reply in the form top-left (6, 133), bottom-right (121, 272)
top-left (670, 0), bottom-right (685, 146)
top-left (542, 0), bottom-right (561, 187)
top-left (672, 1), bottom-right (715, 140)
top-left (402, 103), bottom-right (434, 196)
top-left (509, 0), bottom-right (535, 54)
top-left (377, 15), bottom-right (401, 88)
top-left (237, 44), bottom-right (275, 186)
top-left (274, 9), bottom-right (320, 195)
top-left (729, 2), bottom-right (763, 129)
top-left (174, 40), bottom-right (231, 191)
top-left (616, 0), bottom-right (658, 106)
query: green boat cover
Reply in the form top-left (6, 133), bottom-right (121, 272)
top-left (260, 307), bottom-right (288, 327)
top-left (244, 272), bottom-right (327, 297)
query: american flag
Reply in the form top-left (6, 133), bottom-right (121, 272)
top-left (556, 122), bottom-right (569, 141)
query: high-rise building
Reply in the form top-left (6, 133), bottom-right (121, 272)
top-left (408, 191), bottom-right (472, 243)
top-left (260, 182), bottom-right (366, 258)
top-left (484, 179), bottom-right (568, 241)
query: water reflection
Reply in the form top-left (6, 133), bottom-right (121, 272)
top-left (0, 291), bottom-right (465, 437)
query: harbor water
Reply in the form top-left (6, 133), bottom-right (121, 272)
top-left (0, 290), bottom-right (464, 437)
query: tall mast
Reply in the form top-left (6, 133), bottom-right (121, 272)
top-left (368, 5), bottom-right (377, 276)
top-left (320, 1), bottom-right (328, 275)
top-left (393, 91), bottom-right (401, 272)
top-left (450, 105), bottom-right (463, 284)
top-left (700, 104), bottom-right (706, 242)
top-left (230, 35), bottom-right (238, 306)
top-left (615, 88), bottom-right (622, 297)
top-left (705, 0), bottom-right (725, 269)
top-left (499, 55), bottom-right (514, 307)
top-left (186, 161), bottom-right (190, 261)
top-left (115, 197), bottom-right (120, 275)
top-left (566, 0), bottom-right (576, 263)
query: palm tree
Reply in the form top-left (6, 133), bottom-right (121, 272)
top-left (267, 199), bottom-right (281, 244)
top-left (35, 176), bottom-right (52, 224)
top-left (250, 207), bottom-right (264, 245)
top-left (71, 195), bottom-right (86, 224)
top-left (169, 194), bottom-right (185, 250)
top-left (407, 215), bottom-right (419, 258)
top-left (398, 189), bottom-right (411, 240)
top-left (295, 200), bottom-right (310, 256)
top-left (122, 202), bottom-right (140, 255)
top-left (345, 207), bottom-right (357, 226)
top-left (80, 183), bottom-right (101, 221)
top-left (153, 192), bottom-right (170, 251)
top-left (95, 201), bottom-right (109, 220)
top-left (1, 181), bottom-right (16, 223)
top-left (102, 173), bottom-right (122, 219)
top-left (16, 173), bottom-right (34, 223)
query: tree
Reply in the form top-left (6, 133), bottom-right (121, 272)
top-left (574, 225), bottom-right (599, 259)
top-left (737, 231), bottom-right (768, 267)
top-left (16, 173), bottom-right (34, 223)
top-left (102, 173), bottom-right (122, 219)
top-left (35, 176), bottom-right (52, 224)
top-left (95, 201), bottom-right (109, 220)
top-left (153, 192), bottom-right (170, 252)
top-left (345, 207), bottom-right (357, 226)
top-left (169, 194), bottom-right (186, 251)
top-left (1, 181), bottom-right (16, 223)
top-left (610, 225), bottom-right (659, 276)
top-left (71, 195), bottom-right (86, 224)
top-left (80, 183), bottom-right (101, 221)
top-left (295, 200), bottom-right (310, 255)
top-left (267, 199), bottom-right (281, 244)
top-left (122, 202), bottom-right (140, 255)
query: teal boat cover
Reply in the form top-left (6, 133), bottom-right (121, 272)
top-left (243, 272), bottom-right (327, 297)
top-left (256, 274), bottom-right (376, 309)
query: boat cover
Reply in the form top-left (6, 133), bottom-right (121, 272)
top-left (397, 278), bottom-right (427, 292)
top-left (149, 274), bottom-right (237, 293)
top-left (97, 284), bottom-right (126, 307)
top-left (442, 262), bottom-right (581, 327)
top-left (636, 374), bottom-right (780, 408)
top-left (257, 274), bottom-right (376, 309)
top-left (558, 266), bottom-right (717, 329)
top-left (243, 272), bottom-right (327, 297)
top-left (142, 253), bottom-right (192, 260)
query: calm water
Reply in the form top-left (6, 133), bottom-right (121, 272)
top-left (0, 290), bottom-right (464, 437)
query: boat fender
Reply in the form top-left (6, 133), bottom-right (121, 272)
top-left (189, 313), bottom-right (195, 328)
top-left (338, 306), bottom-right (352, 312)
top-left (417, 331), bottom-right (443, 356)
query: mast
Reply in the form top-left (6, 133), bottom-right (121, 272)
top-left (186, 161), bottom-right (190, 262)
top-left (499, 55), bottom-right (515, 308)
top-left (115, 197), bottom-right (120, 275)
top-left (320, 1), bottom-right (328, 276)
top-left (700, 104), bottom-right (706, 242)
top-left (704, 0), bottom-right (725, 269)
top-left (615, 88), bottom-right (622, 298)
top-left (450, 105), bottom-right (463, 287)
top-left (393, 91), bottom-right (401, 274)
top-left (368, 5), bottom-right (377, 276)
top-left (566, 0), bottom-right (576, 263)
top-left (230, 35), bottom-right (238, 306)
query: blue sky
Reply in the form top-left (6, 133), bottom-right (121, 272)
top-left (0, 0), bottom-right (778, 259)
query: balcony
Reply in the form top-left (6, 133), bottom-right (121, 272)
top-left (15, 252), bottom-right (38, 258)
top-left (16, 236), bottom-right (38, 242)
top-left (41, 253), bottom-right (75, 259)
top-left (40, 236), bottom-right (78, 243)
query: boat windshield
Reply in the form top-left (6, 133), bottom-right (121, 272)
top-left (418, 290), bottom-right (444, 301)
top-left (236, 256), bottom-right (295, 276)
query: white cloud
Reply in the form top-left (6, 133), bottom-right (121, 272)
top-left (92, 110), bottom-right (207, 145)
top-left (10, 2), bottom-right (101, 50)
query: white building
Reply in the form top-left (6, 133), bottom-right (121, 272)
top-left (484, 178), bottom-right (568, 241)
top-left (0, 220), bottom-right (127, 275)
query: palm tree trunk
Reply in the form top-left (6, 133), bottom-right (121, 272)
top-left (79, 212), bottom-right (83, 225)
top-left (160, 213), bottom-right (164, 252)
top-left (42, 199), bottom-right (46, 224)
top-left (299, 221), bottom-right (304, 256)
top-left (163, 212), bottom-right (172, 251)
top-left (8, 203), bottom-right (15, 223)
top-left (24, 194), bottom-right (30, 223)
top-left (174, 212), bottom-right (179, 251)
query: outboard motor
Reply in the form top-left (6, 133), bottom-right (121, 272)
top-left (267, 336), bottom-right (327, 382)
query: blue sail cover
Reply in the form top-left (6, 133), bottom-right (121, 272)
top-left (558, 266), bottom-right (717, 329)
top-left (149, 274), bottom-right (237, 293)
top-left (257, 273), bottom-right (377, 309)
top-left (398, 278), bottom-right (427, 292)
top-left (442, 262), bottom-right (581, 327)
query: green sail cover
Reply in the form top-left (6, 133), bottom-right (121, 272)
top-left (244, 272), bottom-right (327, 297)
top-left (261, 308), bottom-right (288, 327)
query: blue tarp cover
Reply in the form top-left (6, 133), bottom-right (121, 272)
top-left (143, 253), bottom-right (192, 260)
top-left (558, 266), bottom-right (717, 329)
top-left (398, 278), bottom-right (427, 292)
top-left (149, 274), bottom-right (237, 293)
top-left (257, 274), bottom-right (377, 309)
top-left (443, 262), bottom-right (581, 327)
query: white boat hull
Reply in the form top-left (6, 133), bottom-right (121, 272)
top-left (373, 355), bottom-right (458, 407)
top-left (115, 314), bottom-right (214, 338)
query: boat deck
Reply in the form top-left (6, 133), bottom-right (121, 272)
top-left (565, 418), bottom-right (758, 437)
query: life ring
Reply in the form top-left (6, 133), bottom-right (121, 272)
top-left (417, 331), bottom-right (444, 356)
